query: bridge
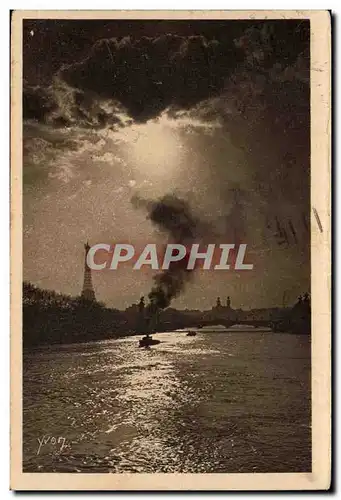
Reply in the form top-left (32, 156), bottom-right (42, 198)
top-left (137, 297), bottom-right (309, 335)
top-left (157, 312), bottom-right (280, 332)
top-left (189, 319), bottom-right (274, 329)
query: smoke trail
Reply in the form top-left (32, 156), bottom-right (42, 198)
top-left (131, 194), bottom-right (201, 312)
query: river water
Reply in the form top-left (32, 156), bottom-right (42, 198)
top-left (23, 328), bottom-right (311, 473)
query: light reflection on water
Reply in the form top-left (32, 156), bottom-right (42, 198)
top-left (23, 330), bottom-right (311, 473)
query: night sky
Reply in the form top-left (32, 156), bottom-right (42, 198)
top-left (23, 19), bottom-right (310, 310)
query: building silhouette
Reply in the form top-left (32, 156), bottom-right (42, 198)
top-left (81, 242), bottom-right (96, 301)
top-left (210, 295), bottom-right (236, 321)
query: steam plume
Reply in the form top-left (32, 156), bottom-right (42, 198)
top-left (131, 194), bottom-right (200, 311)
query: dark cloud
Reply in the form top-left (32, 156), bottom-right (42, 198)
top-left (23, 23), bottom-right (309, 126)
top-left (59, 23), bottom-right (308, 123)
top-left (58, 34), bottom-right (240, 122)
top-left (23, 79), bottom-right (131, 129)
top-left (23, 83), bottom-right (58, 122)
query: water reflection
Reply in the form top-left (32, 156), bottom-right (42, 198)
top-left (23, 330), bottom-right (311, 472)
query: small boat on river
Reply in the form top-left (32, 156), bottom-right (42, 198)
top-left (186, 331), bottom-right (197, 337)
top-left (139, 335), bottom-right (161, 348)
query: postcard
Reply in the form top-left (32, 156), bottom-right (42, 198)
top-left (10, 10), bottom-right (331, 490)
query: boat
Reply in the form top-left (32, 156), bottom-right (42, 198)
top-left (186, 331), bottom-right (197, 337)
top-left (139, 335), bottom-right (161, 348)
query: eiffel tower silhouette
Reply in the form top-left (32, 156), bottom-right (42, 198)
top-left (81, 242), bottom-right (96, 301)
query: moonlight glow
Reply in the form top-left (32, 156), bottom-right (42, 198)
top-left (119, 120), bottom-right (182, 173)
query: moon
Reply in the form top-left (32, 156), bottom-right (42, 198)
top-left (116, 118), bottom-right (183, 178)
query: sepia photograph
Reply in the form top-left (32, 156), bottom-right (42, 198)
top-left (10, 10), bottom-right (331, 490)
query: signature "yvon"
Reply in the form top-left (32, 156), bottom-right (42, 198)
top-left (37, 435), bottom-right (68, 455)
